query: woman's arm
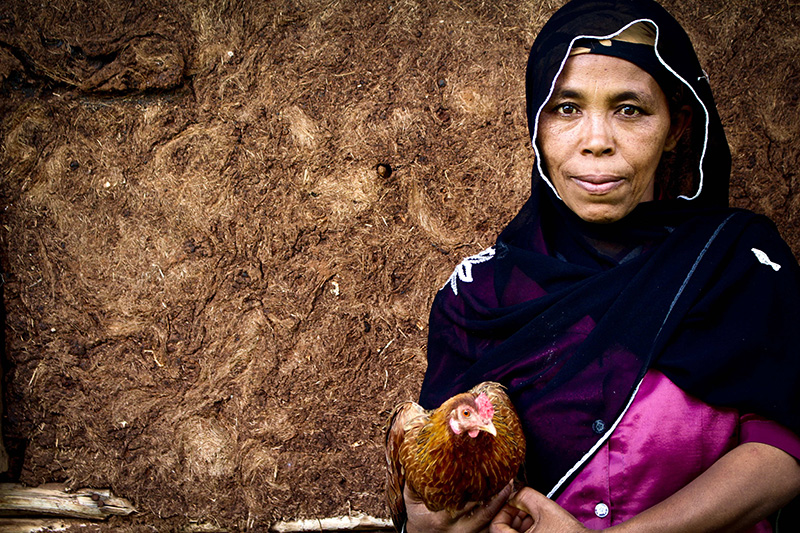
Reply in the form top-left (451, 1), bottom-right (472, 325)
top-left (613, 442), bottom-right (800, 532)
top-left (492, 442), bottom-right (800, 533)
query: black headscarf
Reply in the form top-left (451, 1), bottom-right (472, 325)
top-left (419, 0), bottom-right (800, 497)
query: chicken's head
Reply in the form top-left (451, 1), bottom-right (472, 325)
top-left (448, 392), bottom-right (497, 439)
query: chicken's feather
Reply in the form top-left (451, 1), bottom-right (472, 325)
top-left (385, 401), bottom-right (426, 528)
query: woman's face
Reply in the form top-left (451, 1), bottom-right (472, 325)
top-left (538, 54), bottom-right (683, 224)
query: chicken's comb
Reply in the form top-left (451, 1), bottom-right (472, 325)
top-left (475, 392), bottom-right (494, 419)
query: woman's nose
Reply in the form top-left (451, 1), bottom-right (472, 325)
top-left (580, 114), bottom-right (615, 156)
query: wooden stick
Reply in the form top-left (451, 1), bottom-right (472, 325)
top-left (269, 513), bottom-right (393, 532)
top-left (0, 517), bottom-right (98, 532)
top-left (0, 483), bottom-right (135, 520)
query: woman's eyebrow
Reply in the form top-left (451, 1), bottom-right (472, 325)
top-left (550, 86), bottom-right (656, 106)
top-left (612, 90), bottom-right (653, 105)
top-left (549, 88), bottom-right (582, 101)
top-left (547, 83), bottom-right (659, 111)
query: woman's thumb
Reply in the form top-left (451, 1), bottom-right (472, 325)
top-left (508, 487), bottom-right (545, 514)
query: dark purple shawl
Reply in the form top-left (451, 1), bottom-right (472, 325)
top-left (418, 0), bottom-right (800, 497)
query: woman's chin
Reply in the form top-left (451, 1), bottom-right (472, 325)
top-left (567, 202), bottom-right (635, 224)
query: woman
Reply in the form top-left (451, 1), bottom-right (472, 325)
top-left (404, 0), bottom-right (800, 531)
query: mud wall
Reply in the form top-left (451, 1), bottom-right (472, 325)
top-left (0, 0), bottom-right (797, 530)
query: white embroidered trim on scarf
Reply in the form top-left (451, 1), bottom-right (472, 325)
top-left (752, 248), bottom-right (781, 271)
top-left (444, 246), bottom-right (496, 296)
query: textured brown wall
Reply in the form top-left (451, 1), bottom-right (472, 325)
top-left (0, 0), bottom-right (796, 529)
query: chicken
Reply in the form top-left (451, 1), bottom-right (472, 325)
top-left (385, 381), bottom-right (526, 531)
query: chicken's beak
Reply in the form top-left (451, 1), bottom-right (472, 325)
top-left (478, 420), bottom-right (497, 437)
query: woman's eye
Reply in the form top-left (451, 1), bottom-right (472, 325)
top-left (556, 103), bottom-right (578, 115)
top-left (619, 105), bottom-right (642, 117)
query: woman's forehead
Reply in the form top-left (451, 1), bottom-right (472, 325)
top-left (551, 54), bottom-right (665, 101)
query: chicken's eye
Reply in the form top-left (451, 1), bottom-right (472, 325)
top-left (462, 409), bottom-right (471, 418)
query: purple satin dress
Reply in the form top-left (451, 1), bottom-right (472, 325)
top-left (556, 369), bottom-right (800, 530)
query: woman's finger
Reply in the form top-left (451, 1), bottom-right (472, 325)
top-left (508, 487), bottom-right (547, 514)
top-left (490, 503), bottom-right (522, 532)
top-left (505, 487), bottom-right (587, 532)
top-left (479, 481), bottom-right (515, 518)
top-left (405, 481), bottom-right (517, 532)
top-left (457, 482), bottom-right (514, 530)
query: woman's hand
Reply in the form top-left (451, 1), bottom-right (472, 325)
top-left (490, 488), bottom-right (589, 533)
top-left (405, 482), bottom-right (514, 533)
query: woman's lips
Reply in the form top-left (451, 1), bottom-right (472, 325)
top-left (570, 175), bottom-right (625, 194)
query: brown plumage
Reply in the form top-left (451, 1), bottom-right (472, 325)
top-left (384, 381), bottom-right (526, 531)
